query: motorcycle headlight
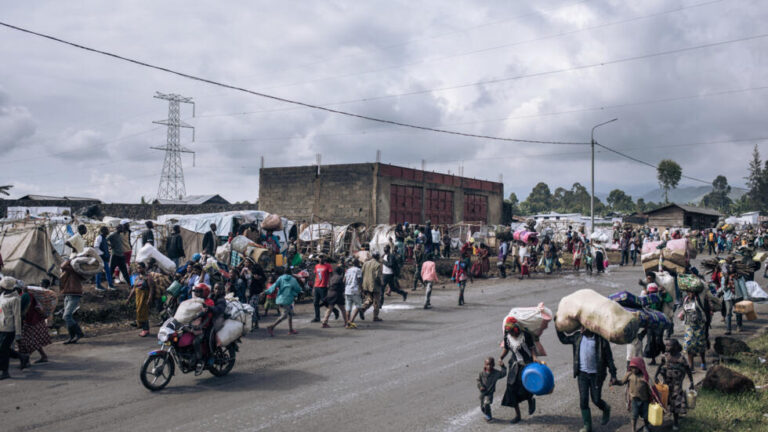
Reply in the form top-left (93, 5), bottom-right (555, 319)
top-left (158, 328), bottom-right (172, 343)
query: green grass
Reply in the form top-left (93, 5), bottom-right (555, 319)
top-left (681, 332), bottom-right (768, 432)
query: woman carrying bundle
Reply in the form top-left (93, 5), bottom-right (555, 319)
top-left (499, 317), bottom-right (538, 424)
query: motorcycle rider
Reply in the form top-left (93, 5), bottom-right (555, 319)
top-left (191, 283), bottom-right (227, 375)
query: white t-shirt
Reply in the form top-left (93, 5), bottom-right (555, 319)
top-left (431, 229), bottom-right (440, 244)
top-left (382, 254), bottom-right (394, 275)
top-left (344, 267), bottom-right (362, 295)
top-left (519, 246), bottom-right (529, 258)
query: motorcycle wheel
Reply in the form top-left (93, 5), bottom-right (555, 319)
top-left (140, 352), bottom-right (175, 391)
top-left (208, 345), bottom-right (236, 377)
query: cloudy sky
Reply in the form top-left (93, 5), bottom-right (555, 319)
top-left (1, 0), bottom-right (767, 204)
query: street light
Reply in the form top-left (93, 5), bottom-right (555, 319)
top-left (591, 118), bottom-right (618, 234)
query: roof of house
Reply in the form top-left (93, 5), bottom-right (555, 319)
top-left (17, 194), bottom-right (101, 202)
top-left (153, 194), bottom-right (230, 205)
top-left (645, 203), bottom-right (722, 217)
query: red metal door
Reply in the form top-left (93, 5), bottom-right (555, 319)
top-left (389, 185), bottom-right (422, 224)
top-left (463, 194), bottom-right (487, 223)
top-left (425, 189), bottom-right (453, 225)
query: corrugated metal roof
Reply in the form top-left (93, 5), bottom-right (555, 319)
top-left (645, 203), bottom-right (722, 217)
top-left (18, 195), bottom-right (100, 202)
top-left (154, 194), bottom-right (229, 205)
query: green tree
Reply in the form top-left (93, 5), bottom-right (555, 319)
top-left (657, 159), bottom-right (682, 203)
top-left (505, 192), bottom-right (520, 215)
top-left (140, 196), bottom-right (146, 204)
top-left (606, 189), bottom-right (635, 214)
top-left (635, 198), bottom-right (647, 213)
top-left (521, 182), bottom-right (552, 213)
top-left (745, 144), bottom-right (763, 210)
top-left (700, 175), bottom-right (732, 214)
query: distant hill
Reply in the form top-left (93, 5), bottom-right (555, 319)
top-left (640, 186), bottom-right (748, 204)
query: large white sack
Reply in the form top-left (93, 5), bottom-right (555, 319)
top-left (215, 243), bottom-right (231, 263)
top-left (137, 243), bottom-right (176, 274)
top-left (174, 298), bottom-right (204, 324)
top-left (746, 281), bottom-right (768, 303)
top-left (216, 318), bottom-right (245, 346)
top-left (654, 271), bottom-right (675, 293)
top-left (555, 289), bottom-right (639, 344)
top-left (71, 247), bottom-right (104, 276)
top-left (589, 231), bottom-right (610, 243)
top-left (503, 303), bottom-right (553, 337)
top-left (230, 235), bottom-right (256, 254)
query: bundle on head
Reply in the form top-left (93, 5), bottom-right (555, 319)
top-left (700, 257), bottom-right (720, 275)
top-left (732, 260), bottom-right (759, 278)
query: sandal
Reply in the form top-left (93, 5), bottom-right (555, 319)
top-left (289, 330), bottom-right (299, 335)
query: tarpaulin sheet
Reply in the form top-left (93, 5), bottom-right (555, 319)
top-left (0, 225), bottom-right (61, 284)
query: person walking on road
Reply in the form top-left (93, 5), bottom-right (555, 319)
top-left (557, 327), bottom-right (617, 432)
top-left (265, 268), bottom-right (303, 336)
top-left (497, 240), bottom-right (508, 278)
top-left (342, 259), bottom-right (363, 328)
top-left (60, 261), bottom-right (86, 344)
top-left (360, 252), bottom-right (383, 321)
top-left (478, 357), bottom-right (507, 422)
top-left (312, 256), bottom-right (336, 323)
top-left (654, 339), bottom-right (694, 431)
top-left (499, 317), bottom-right (539, 424)
top-left (126, 262), bottom-right (152, 337)
top-left (18, 283), bottom-right (52, 364)
top-left (0, 277), bottom-right (24, 380)
top-left (382, 245), bottom-right (407, 302)
top-left (420, 258), bottom-right (438, 309)
top-left (321, 266), bottom-right (348, 328)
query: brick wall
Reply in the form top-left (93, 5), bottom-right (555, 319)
top-left (0, 200), bottom-right (259, 220)
top-left (259, 164), bottom-right (375, 224)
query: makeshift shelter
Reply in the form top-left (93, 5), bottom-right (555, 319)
top-left (368, 224), bottom-right (396, 255)
top-left (0, 225), bottom-right (61, 284)
top-left (298, 223), bottom-right (367, 256)
top-left (157, 210), bottom-right (295, 256)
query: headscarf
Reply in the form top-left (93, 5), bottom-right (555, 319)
top-left (504, 316), bottom-right (519, 332)
top-left (0, 276), bottom-right (17, 291)
top-left (629, 356), bottom-right (660, 402)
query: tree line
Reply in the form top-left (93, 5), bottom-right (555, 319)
top-left (508, 144), bottom-right (768, 217)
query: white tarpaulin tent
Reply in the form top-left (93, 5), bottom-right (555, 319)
top-left (369, 224), bottom-right (396, 255)
top-left (156, 211), bottom-right (295, 254)
top-left (7, 206), bottom-right (71, 219)
top-left (298, 223), bottom-right (364, 255)
top-left (0, 225), bottom-right (61, 284)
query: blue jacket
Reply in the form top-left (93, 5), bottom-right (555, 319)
top-left (265, 274), bottom-right (303, 306)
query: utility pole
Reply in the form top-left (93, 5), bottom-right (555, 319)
top-left (151, 92), bottom-right (195, 200)
top-left (590, 118), bottom-right (618, 233)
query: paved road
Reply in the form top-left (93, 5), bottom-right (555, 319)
top-left (3, 264), bottom-right (766, 432)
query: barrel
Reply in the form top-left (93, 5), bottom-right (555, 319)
top-left (522, 363), bottom-right (554, 395)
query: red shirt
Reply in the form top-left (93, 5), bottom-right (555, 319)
top-left (314, 263), bottom-right (333, 288)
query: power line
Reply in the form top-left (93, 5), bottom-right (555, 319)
top-left (327, 31), bottom-right (768, 106)
top-left (254, 0), bottom-right (726, 93)
top-left (239, 0), bottom-right (592, 83)
top-left (594, 141), bottom-right (711, 184)
top-left (0, 21), bottom-right (587, 146)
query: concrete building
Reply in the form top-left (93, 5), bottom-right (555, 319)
top-left (259, 163), bottom-right (503, 226)
top-left (644, 203), bottom-right (721, 230)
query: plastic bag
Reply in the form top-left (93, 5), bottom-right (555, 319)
top-left (502, 303), bottom-right (553, 337)
top-left (230, 235), bottom-right (256, 254)
top-left (136, 243), bottom-right (176, 275)
top-left (215, 243), bottom-right (231, 262)
top-left (216, 318), bottom-right (245, 346)
top-left (174, 298), bottom-right (204, 324)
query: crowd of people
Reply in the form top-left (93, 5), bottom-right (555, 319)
top-left (1, 216), bottom-right (766, 432)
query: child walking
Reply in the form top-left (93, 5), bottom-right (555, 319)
top-left (262, 275), bottom-right (279, 316)
top-left (613, 357), bottom-right (656, 432)
top-left (477, 357), bottom-right (507, 422)
top-left (451, 259), bottom-right (469, 305)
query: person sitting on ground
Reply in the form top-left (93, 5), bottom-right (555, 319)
top-left (478, 357), bottom-right (507, 422)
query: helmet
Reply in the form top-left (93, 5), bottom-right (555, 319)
top-left (193, 283), bottom-right (210, 299)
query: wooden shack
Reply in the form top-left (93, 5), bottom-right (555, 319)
top-left (644, 203), bottom-right (721, 230)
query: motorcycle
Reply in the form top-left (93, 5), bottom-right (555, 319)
top-left (139, 317), bottom-right (239, 391)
